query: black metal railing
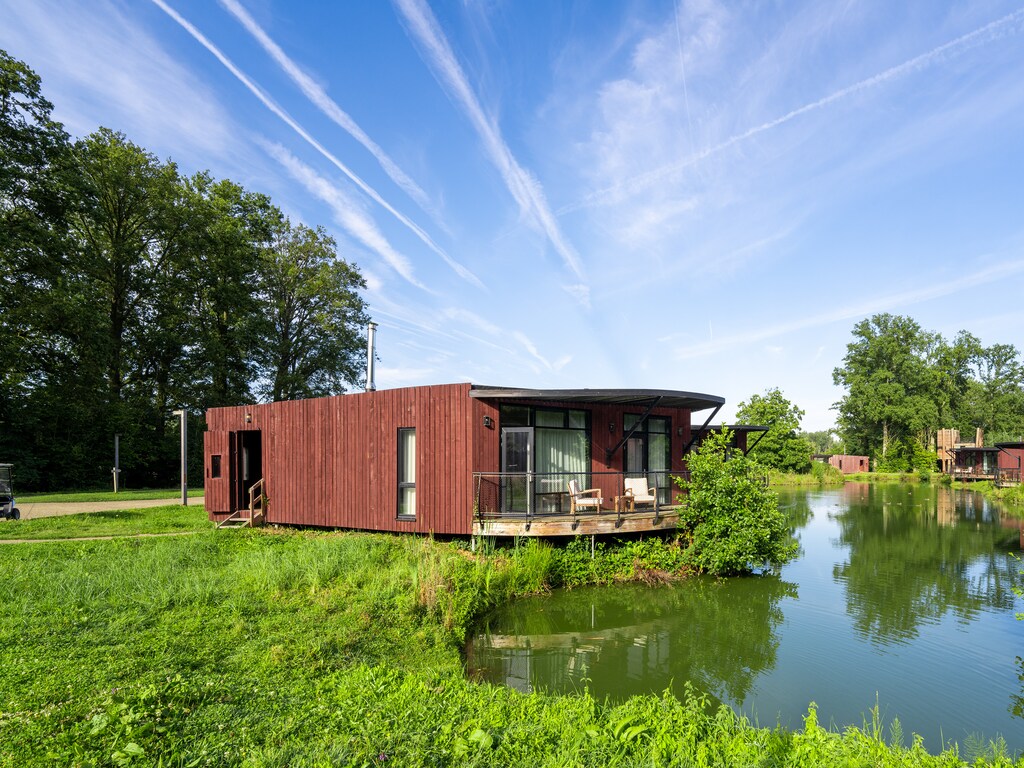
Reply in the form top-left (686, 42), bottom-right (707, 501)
top-left (996, 467), bottom-right (1022, 487)
top-left (473, 471), bottom-right (690, 524)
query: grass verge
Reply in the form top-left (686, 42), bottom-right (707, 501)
top-left (17, 488), bottom-right (204, 503)
top-left (0, 528), bottom-right (1017, 766)
top-left (0, 505), bottom-right (213, 540)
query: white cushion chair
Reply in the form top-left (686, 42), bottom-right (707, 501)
top-left (623, 477), bottom-right (657, 509)
top-left (567, 479), bottom-right (603, 515)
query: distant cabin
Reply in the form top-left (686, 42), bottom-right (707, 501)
top-left (203, 383), bottom-right (728, 537)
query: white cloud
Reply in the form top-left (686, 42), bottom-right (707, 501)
top-left (572, 5), bottom-right (1024, 212)
top-left (0, 0), bottom-right (233, 156)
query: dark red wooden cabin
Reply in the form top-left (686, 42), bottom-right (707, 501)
top-left (996, 442), bottom-right (1024, 486)
top-left (203, 383), bottom-right (724, 536)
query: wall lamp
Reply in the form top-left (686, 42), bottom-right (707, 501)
top-left (483, 415), bottom-right (493, 429)
top-left (245, 412), bottom-right (253, 424)
top-left (609, 421), bottom-right (616, 434)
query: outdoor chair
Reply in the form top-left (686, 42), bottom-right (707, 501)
top-left (623, 477), bottom-right (657, 509)
top-left (567, 479), bottom-right (603, 515)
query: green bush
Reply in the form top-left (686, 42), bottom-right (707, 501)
top-left (676, 429), bottom-right (798, 575)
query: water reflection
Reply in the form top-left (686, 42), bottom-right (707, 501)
top-left (831, 484), bottom-right (1019, 647)
top-left (467, 576), bottom-right (796, 706)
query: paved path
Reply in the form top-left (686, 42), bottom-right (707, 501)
top-left (15, 498), bottom-right (203, 520)
top-left (0, 531), bottom-right (200, 544)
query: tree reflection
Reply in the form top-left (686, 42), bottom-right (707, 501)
top-left (467, 576), bottom-right (797, 707)
top-left (832, 484), bottom-right (1018, 646)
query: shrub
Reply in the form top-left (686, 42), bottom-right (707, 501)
top-left (675, 429), bottom-right (798, 575)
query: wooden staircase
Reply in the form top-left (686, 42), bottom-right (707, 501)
top-left (217, 479), bottom-right (267, 529)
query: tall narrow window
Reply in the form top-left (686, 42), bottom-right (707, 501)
top-left (398, 428), bottom-right (416, 518)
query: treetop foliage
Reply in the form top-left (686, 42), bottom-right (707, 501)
top-left (735, 387), bottom-right (813, 472)
top-left (0, 50), bottom-right (371, 490)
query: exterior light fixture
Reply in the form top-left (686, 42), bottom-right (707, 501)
top-left (245, 412), bottom-right (252, 424)
top-left (677, 427), bottom-right (684, 436)
top-left (483, 415), bottom-right (493, 429)
top-left (609, 421), bottom-right (615, 433)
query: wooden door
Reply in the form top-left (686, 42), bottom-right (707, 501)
top-left (204, 431), bottom-right (234, 513)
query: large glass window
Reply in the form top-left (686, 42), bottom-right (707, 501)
top-left (499, 406), bottom-right (591, 513)
top-left (623, 415), bottom-right (672, 503)
top-left (398, 428), bottom-right (416, 518)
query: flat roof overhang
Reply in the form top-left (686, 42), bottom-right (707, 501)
top-left (691, 423), bottom-right (769, 433)
top-left (469, 386), bottom-right (725, 413)
top-left (953, 446), bottom-right (1000, 453)
top-left (996, 442), bottom-right (1024, 449)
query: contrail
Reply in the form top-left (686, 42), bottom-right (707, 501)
top-left (218, 0), bottom-right (437, 218)
top-left (393, 0), bottom-right (587, 288)
top-left (674, 258), bottom-right (1024, 360)
top-left (150, 0), bottom-right (484, 289)
top-left (567, 8), bottom-right (1024, 213)
top-left (262, 140), bottom-right (429, 291)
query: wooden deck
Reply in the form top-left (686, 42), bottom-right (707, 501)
top-left (472, 506), bottom-right (682, 537)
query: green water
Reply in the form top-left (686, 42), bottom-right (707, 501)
top-left (466, 484), bottom-right (1024, 753)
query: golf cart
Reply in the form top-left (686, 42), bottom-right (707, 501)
top-left (0, 464), bottom-right (20, 520)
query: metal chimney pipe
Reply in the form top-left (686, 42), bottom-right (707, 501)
top-left (366, 322), bottom-right (378, 392)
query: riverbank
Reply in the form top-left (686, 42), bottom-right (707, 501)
top-left (0, 512), bottom-right (1018, 765)
top-left (768, 463), bottom-right (844, 486)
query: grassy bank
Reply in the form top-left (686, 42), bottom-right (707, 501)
top-left (0, 520), bottom-right (1017, 766)
top-left (768, 463), bottom-right (845, 487)
top-left (18, 488), bottom-right (204, 503)
top-left (844, 471), bottom-right (940, 484)
top-left (0, 504), bottom-right (213, 540)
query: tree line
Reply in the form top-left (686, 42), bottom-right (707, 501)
top-left (733, 313), bottom-right (1023, 475)
top-left (832, 313), bottom-right (1023, 471)
top-left (1, 50), bottom-right (370, 490)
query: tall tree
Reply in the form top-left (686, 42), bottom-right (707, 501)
top-left (832, 314), bottom-right (939, 459)
top-left (186, 175), bottom-right (282, 408)
top-left (258, 221), bottom-right (369, 402)
top-left (735, 388), bottom-right (812, 472)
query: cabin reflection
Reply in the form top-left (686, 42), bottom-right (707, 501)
top-left (469, 621), bottom-right (673, 697)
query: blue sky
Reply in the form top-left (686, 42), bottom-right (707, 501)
top-left (2, 0), bottom-right (1023, 430)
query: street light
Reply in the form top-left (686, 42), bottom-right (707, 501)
top-left (172, 409), bottom-right (187, 506)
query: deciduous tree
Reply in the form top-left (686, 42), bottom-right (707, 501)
top-left (735, 388), bottom-right (812, 472)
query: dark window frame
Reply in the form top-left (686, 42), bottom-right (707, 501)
top-left (210, 455), bottom-right (222, 479)
top-left (397, 428), bottom-right (416, 520)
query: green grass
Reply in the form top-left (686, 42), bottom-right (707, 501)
top-left (0, 504), bottom-right (212, 540)
top-left (17, 487), bottom-right (204, 503)
top-left (0, 527), bottom-right (1017, 766)
top-left (768, 463), bottom-right (845, 487)
top-left (845, 471), bottom-right (937, 483)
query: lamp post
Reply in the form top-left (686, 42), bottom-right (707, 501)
top-left (172, 409), bottom-right (187, 506)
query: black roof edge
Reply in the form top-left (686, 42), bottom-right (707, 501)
top-left (469, 385), bottom-right (725, 412)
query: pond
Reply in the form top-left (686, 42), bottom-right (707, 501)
top-left (466, 483), bottom-right (1024, 753)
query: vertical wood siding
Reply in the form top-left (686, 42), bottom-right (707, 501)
top-left (204, 387), bottom-right (704, 533)
top-left (204, 383), bottom-right (477, 535)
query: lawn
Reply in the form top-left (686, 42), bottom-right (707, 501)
top-left (0, 504), bottom-right (212, 540)
top-left (0, 523), bottom-right (1017, 766)
top-left (17, 488), bottom-right (205, 503)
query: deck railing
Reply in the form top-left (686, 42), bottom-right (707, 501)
top-left (996, 467), bottom-right (1022, 488)
top-left (473, 471), bottom-right (689, 524)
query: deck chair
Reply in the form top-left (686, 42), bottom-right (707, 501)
top-left (623, 477), bottom-right (657, 509)
top-left (567, 479), bottom-right (603, 514)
